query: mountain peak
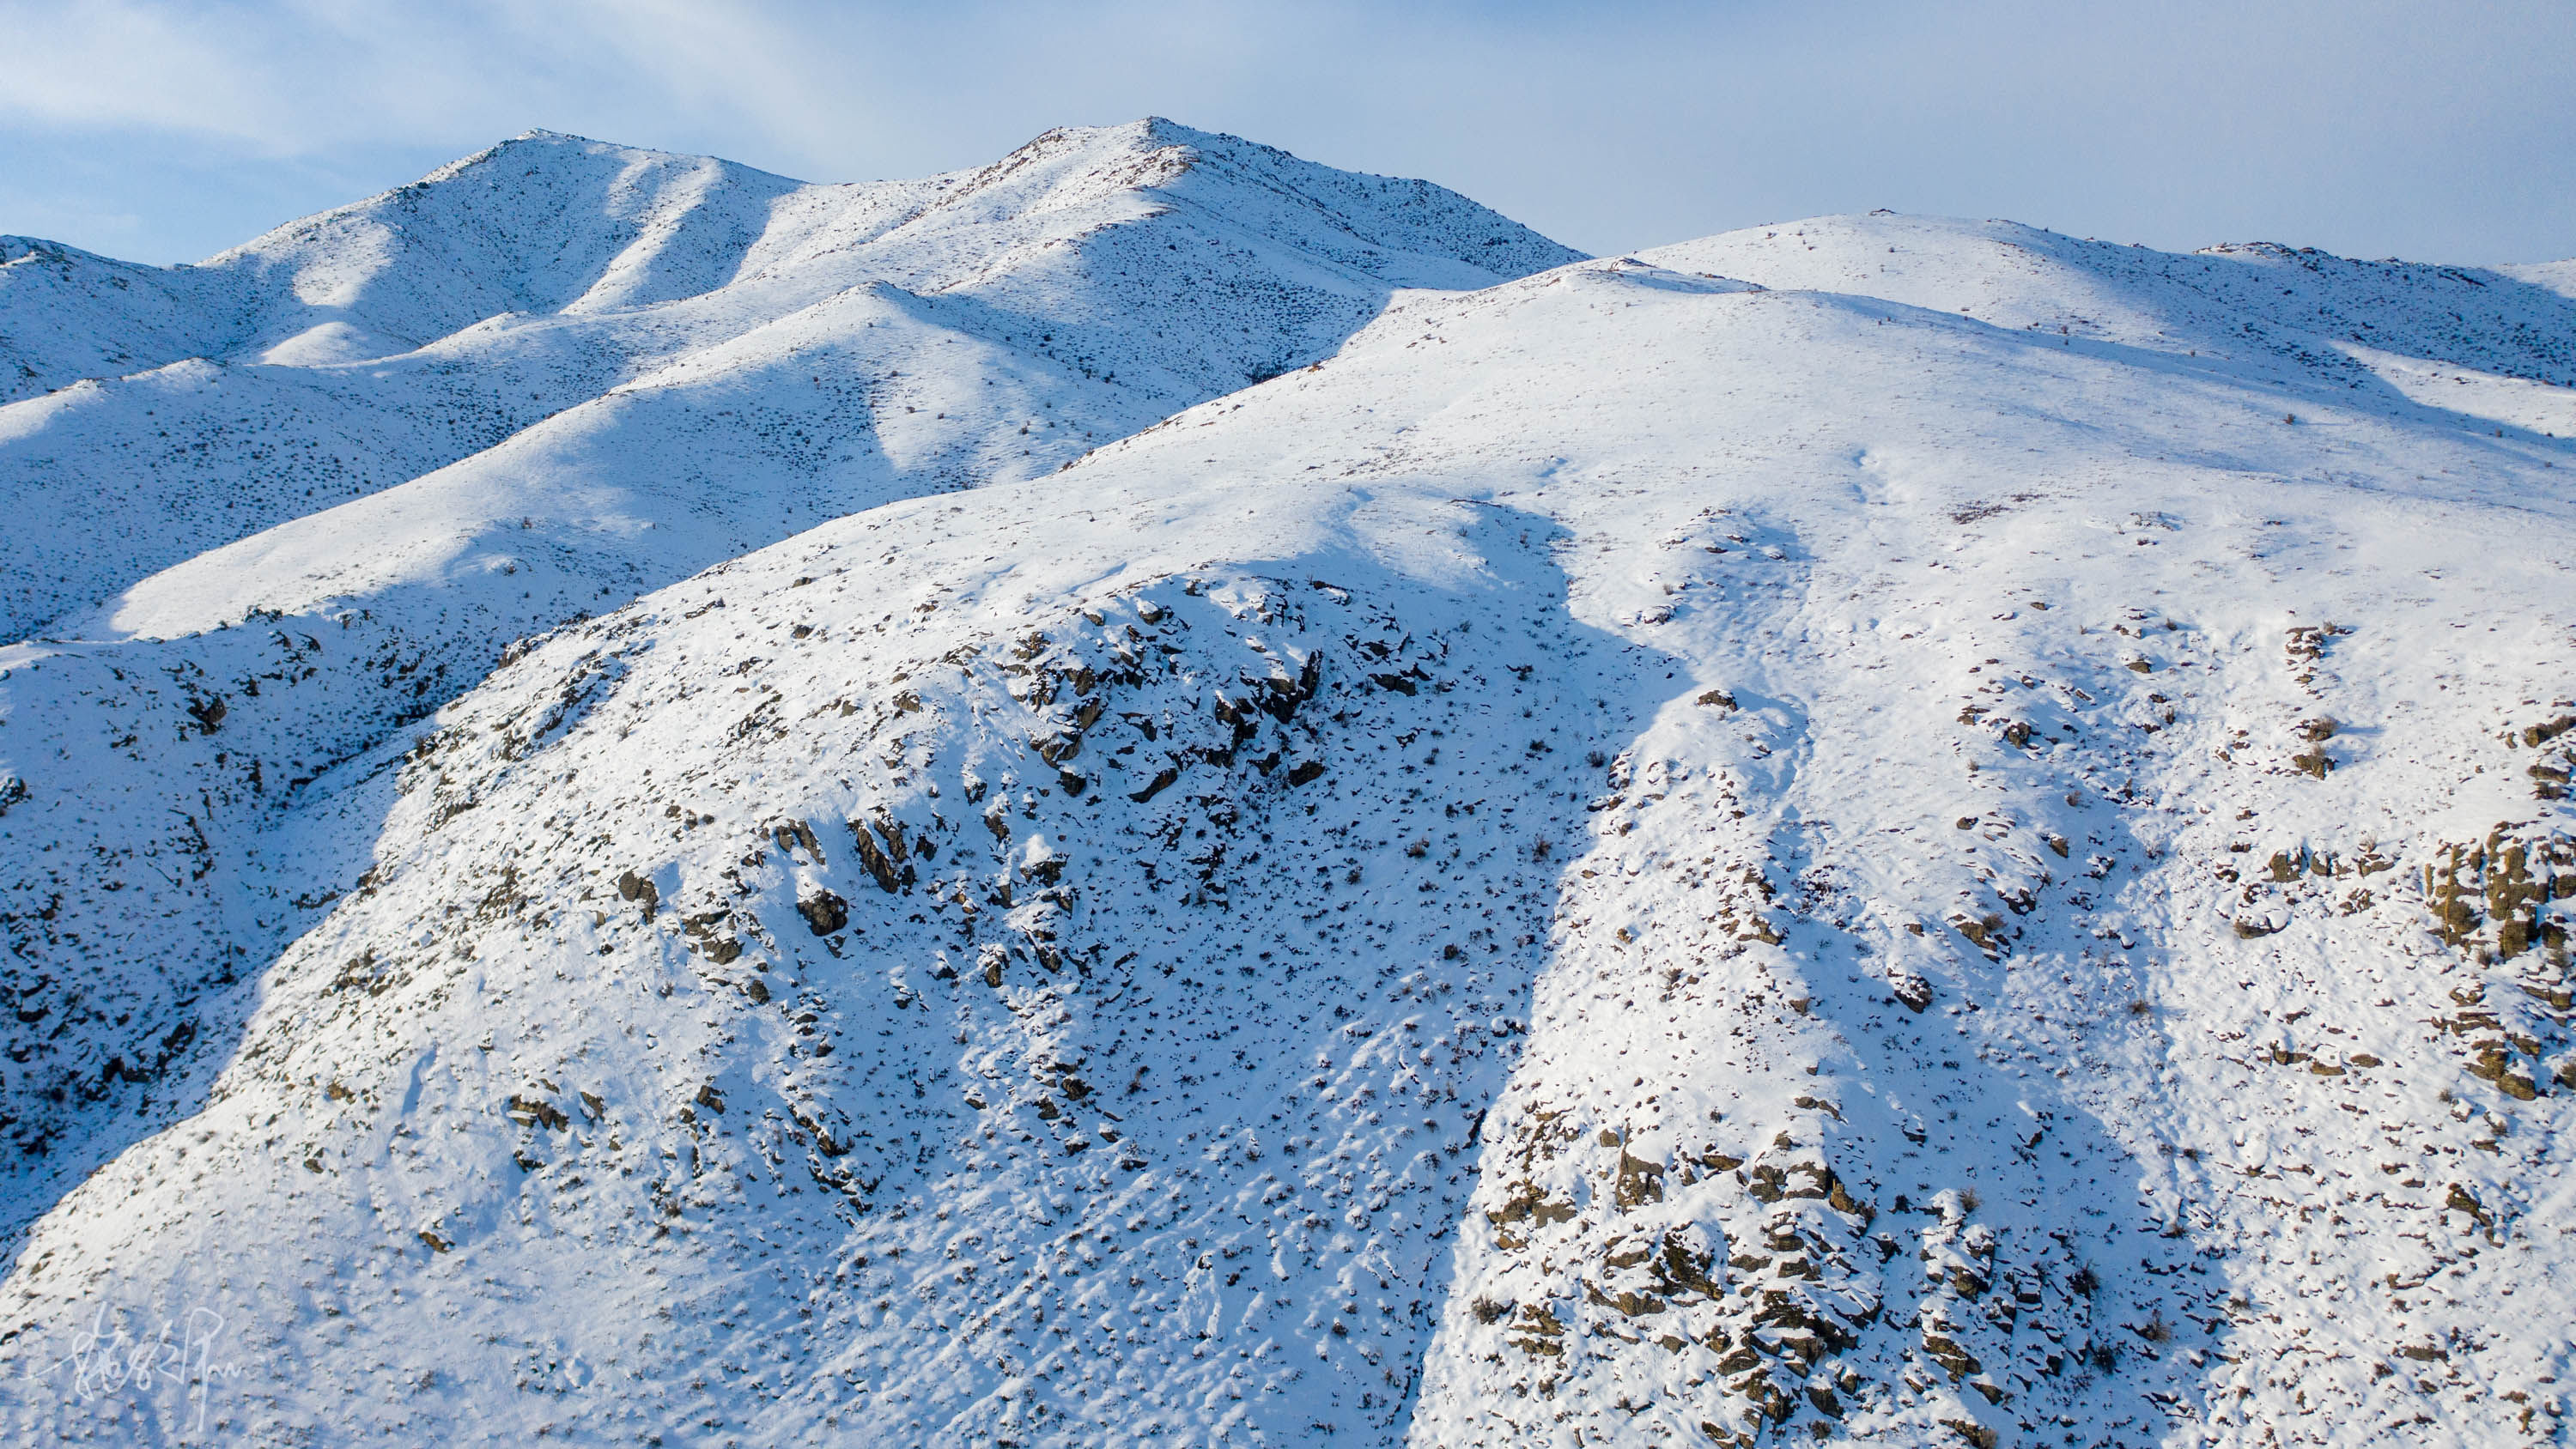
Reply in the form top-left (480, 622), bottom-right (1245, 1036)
top-left (3, 118), bottom-right (2575, 1449)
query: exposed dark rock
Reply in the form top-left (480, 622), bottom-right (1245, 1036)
top-left (798, 891), bottom-right (848, 935)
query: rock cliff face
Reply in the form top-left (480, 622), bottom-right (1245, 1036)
top-left (3, 136), bottom-right (2574, 1449)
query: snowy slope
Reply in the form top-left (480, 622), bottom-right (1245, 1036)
top-left (0, 236), bottom-right (232, 400)
top-left (0, 123), bottom-right (1578, 1248)
top-left (0, 121), bottom-right (1577, 643)
top-left (0, 135), bottom-right (808, 636)
top-left (2, 130), bottom-right (807, 403)
top-left (2498, 259), bottom-right (2576, 303)
top-left (3, 219), bottom-right (2572, 1449)
top-left (1647, 215), bottom-right (2576, 432)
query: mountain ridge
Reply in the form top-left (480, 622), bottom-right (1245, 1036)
top-left (1, 118), bottom-right (1582, 641)
top-left (1, 129), bottom-right (2573, 1449)
top-left (0, 118), bottom-right (1581, 1261)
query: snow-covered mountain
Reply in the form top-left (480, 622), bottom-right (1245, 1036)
top-left (1, 121), bottom-right (1574, 644)
top-left (0, 121), bottom-right (1579, 1236)
top-left (3, 135), bottom-right (2574, 1449)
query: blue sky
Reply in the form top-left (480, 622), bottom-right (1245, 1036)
top-left (2, 0), bottom-right (2570, 267)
